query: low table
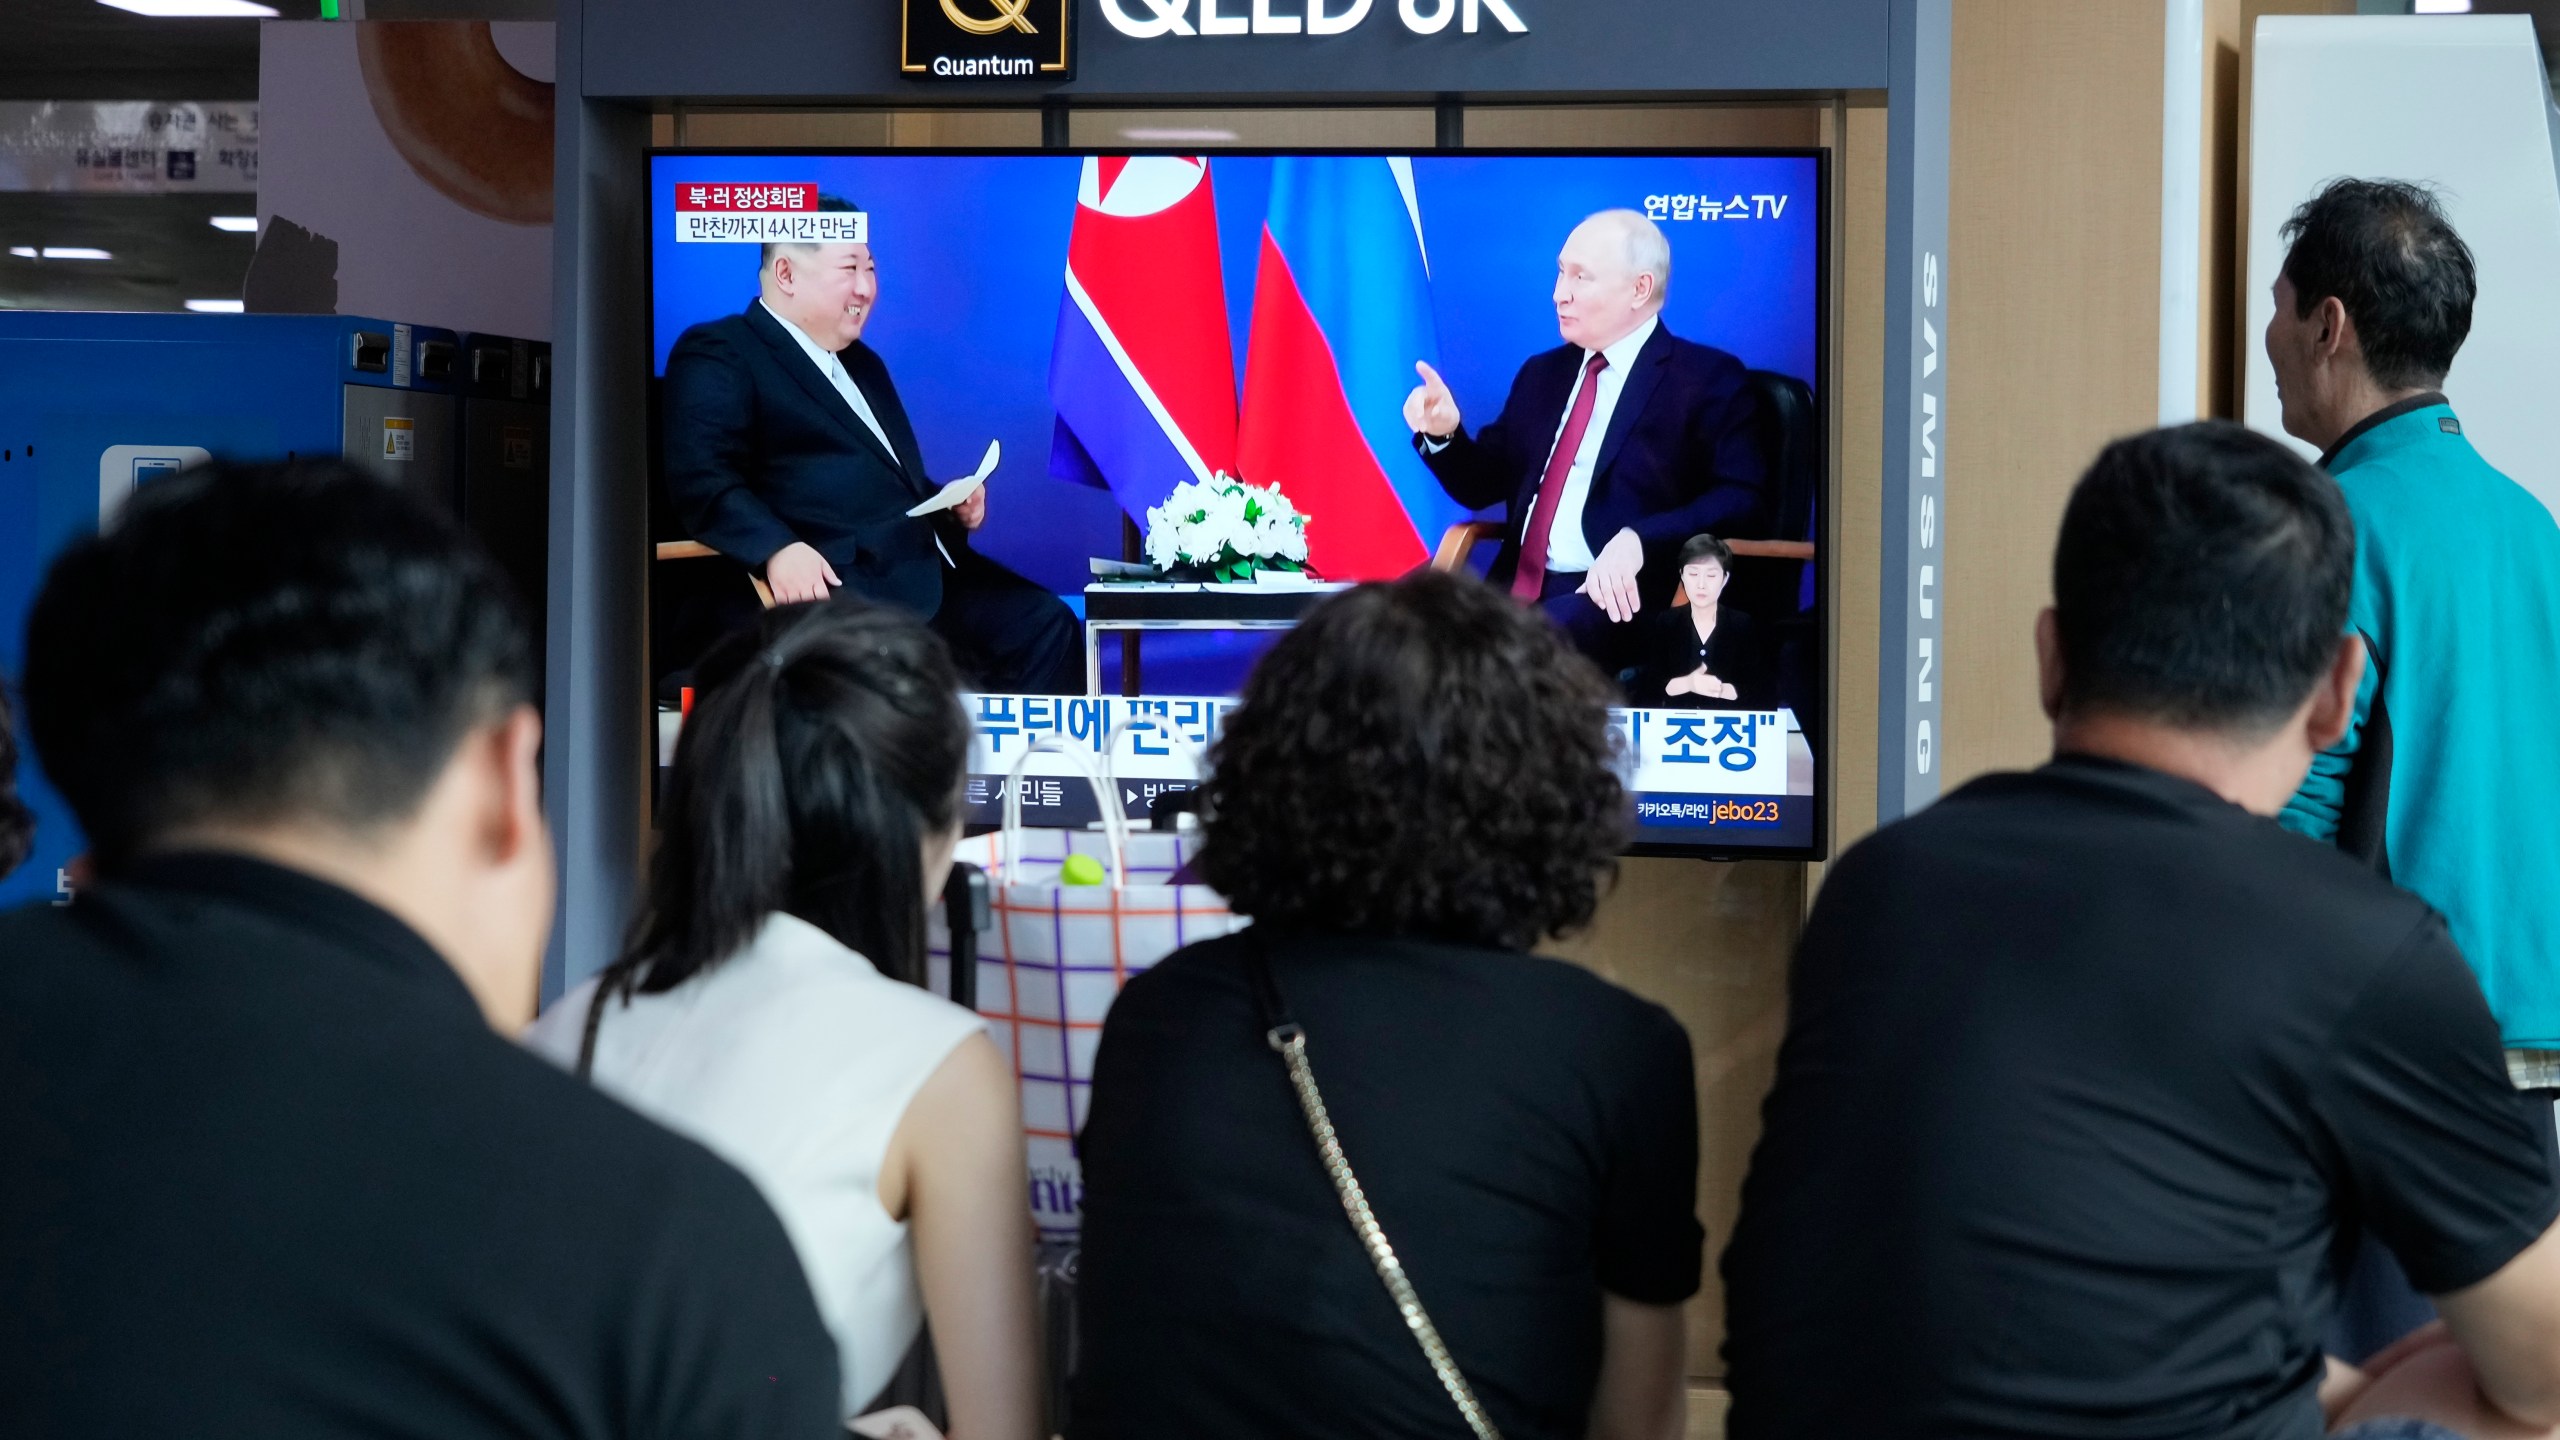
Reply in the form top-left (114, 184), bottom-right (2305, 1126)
top-left (1081, 581), bottom-right (1351, 696)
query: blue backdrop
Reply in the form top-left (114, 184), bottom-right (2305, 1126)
top-left (650, 151), bottom-right (1822, 597)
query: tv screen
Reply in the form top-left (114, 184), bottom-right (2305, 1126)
top-left (648, 149), bottom-right (1827, 857)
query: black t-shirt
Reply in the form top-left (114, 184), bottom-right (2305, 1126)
top-left (0, 854), bottom-right (843, 1440)
top-left (1722, 757), bottom-right (2559, 1440)
top-left (1069, 929), bottom-right (1702, 1440)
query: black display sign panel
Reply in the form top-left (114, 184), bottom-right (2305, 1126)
top-left (902, 0), bottom-right (1077, 80)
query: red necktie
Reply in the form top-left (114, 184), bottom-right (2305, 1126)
top-left (1511, 350), bottom-right (1610, 602)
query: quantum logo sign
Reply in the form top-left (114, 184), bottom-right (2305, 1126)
top-left (902, 0), bottom-right (1076, 79)
top-left (1098, 0), bottom-right (1526, 39)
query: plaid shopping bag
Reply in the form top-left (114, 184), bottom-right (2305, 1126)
top-left (926, 741), bottom-right (1246, 1239)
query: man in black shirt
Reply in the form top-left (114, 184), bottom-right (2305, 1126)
top-left (1722, 423), bottom-right (2560, 1440)
top-left (0, 461), bottom-right (842, 1438)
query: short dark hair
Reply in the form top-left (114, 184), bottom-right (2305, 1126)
top-left (605, 601), bottom-right (968, 1019)
top-left (2279, 178), bottom-right (2475, 390)
top-left (2052, 422), bottom-right (2352, 734)
top-left (1200, 570), bottom-right (1629, 951)
top-left (760, 193), bottom-right (863, 273)
top-left (23, 459), bottom-right (534, 871)
top-left (1678, 533), bottom-right (1734, 571)
top-left (0, 687), bottom-right (31, 881)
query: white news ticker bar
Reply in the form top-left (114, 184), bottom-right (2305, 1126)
top-left (959, 694), bottom-right (1801, 799)
top-left (672, 212), bottom-right (869, 245)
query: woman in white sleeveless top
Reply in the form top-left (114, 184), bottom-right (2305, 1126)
top-left (527, 603), bottom-right (1038, 1437)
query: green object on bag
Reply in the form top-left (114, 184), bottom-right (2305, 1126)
top-left (1060, 853), bottom-right (1107, 887)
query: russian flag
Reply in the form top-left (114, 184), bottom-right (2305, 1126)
top-left (1047, 157), bottom-right (1239, 519)
top-left (1237, 156), bottom-right (1461, 581)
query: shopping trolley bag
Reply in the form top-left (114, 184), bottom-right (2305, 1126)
top-left (926, 737), bottom-right (1246, 1240)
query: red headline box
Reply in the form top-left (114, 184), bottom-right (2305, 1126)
top-left (674, 183), bottom-right (818, 213)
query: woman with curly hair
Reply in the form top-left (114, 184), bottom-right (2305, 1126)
top-left (1069, 570), bottom-right (1701, 1440)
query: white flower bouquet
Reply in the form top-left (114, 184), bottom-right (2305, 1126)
top-left (1140, 473), bottom-right (1312, 583)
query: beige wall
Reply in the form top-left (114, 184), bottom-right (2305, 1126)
top-left (1465, 104), bottom-right (1819, 149)
top-left (1937, 2), bottom-right (2169, 793)
top-left (1929, 0), bottom-right (2351, 795)
top-left (658, 108), bottom-right (1041, 147)
top-left (1830, 99), bottom-right (1890, 858)
top-left (1068, 107), bottom-right (1433, 148)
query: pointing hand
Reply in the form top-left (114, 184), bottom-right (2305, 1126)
top-left (1403, 361), bottom-right (1462, 439)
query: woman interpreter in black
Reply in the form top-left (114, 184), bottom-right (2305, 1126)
top-left (1634, 532), bottom-right (1769, 709)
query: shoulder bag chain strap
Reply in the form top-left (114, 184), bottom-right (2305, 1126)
top-left (1248, 937), bottom-right (1504, 1440)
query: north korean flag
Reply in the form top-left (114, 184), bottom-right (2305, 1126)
top-left (1047, 156), bottom-right (1239, 520)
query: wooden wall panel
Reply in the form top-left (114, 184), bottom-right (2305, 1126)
top-left (1066, 107), bottom-right (1433, 149)
top-left (667, 109), bottom-right (1041, 147)
top-left (1938, 1), bottom-right (2167, 793)
top-left (1464, 104), bottom-right (1820, 149)
top-left (1542, 858), bottom-right (1803, 1381)
top-left (890, 109), bottom-right (1046, 147)
top-left (1830, 100), bottom-right (1888, 859)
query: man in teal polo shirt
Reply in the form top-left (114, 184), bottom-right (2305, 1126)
top-left (2267, 178), bottom-right (2560, 1355)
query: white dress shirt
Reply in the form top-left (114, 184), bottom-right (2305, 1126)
top-left (527, 913), bottom-right (989, 1418)
top-left (761, 299), bottom-right (953, 568)
top-left (763, 299), bottom-right (902, 462)
top-left (1534, 313), bottom-right (1658, 573)
top-left (1424, 313), bottom-right (1658, 574)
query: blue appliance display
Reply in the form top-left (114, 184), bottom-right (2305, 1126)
top-left (0, 312), bottom-right (464, 909)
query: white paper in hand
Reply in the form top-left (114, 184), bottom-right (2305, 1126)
top-left (906, 438), bottom-right (1000, 518)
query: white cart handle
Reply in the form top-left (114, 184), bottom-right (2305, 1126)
top-left (999, 739), bottom-right (1130, 890)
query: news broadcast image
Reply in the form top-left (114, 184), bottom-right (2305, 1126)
top-left (650, 150), bottom-right (1826, 854)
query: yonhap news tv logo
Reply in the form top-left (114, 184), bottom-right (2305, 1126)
top-left (902, 0), bottom-right (1076, 79)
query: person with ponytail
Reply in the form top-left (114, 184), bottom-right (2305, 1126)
top-left (527, 601), bottom-right (1040, 1437)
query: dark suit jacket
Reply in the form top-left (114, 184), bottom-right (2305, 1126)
top-left (1634, 604), bottom-right (1767, 709)
top-left (1418, 323), bottom-right (1767, 607)
top-left (662, 302), bottom-right (962, 617)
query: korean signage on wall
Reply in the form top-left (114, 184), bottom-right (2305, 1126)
top-left (902, 0), bottom-right (1076, 79)
top-left (0, 101), bottom-right (257, 193)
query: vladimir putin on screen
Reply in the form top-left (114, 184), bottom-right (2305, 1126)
top-left (661, 196), bottom-right (1082, 694)
top-left (1406, 209), bottom-right (1769, 671)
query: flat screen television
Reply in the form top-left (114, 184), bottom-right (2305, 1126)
top-left (647, 148), bottom-right (1829, 858)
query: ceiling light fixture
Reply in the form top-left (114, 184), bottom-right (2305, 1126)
top-left (209, 215), bottom-right (259, 232)
top-left (7, 247), bottom-right (34, 259)
top-left (42, 247), bottom-right (113, 260)
top-left (2413, 0), bottom-right (2471, 11)
top-left (94, 0), bottom-right (281, 16)
top-left (185, 299), bottom-right (246, 313)
top-left (1119, 127), bottom-right (1242, 143)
